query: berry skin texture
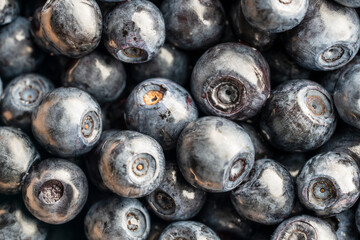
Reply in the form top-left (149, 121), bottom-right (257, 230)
top-left (271, 215), bottom-right (337, 240)
top-left (159, 221), bottom-right (220, 240)
top-left (125, 78), bottom-right (198, 150)
top-left (146, 161), bottom-right (206, 221)
top-left (32, 87), bottom-right (103, 158)
top-left (260, 80), bottom-right (337, 152)
top-left (191, 42), bottom-right (270, 120)
top-left (103, 0), bottom-right (165, 63)
top-left (84, 197), bottom-right (151, 240)
top-left (177, 116), bottom-right (255, 192)
top-left (98, 130), bottom-right (165, 198)
top-left (333, 0), bottom-right (360, 7)
top-left (297, 151), bottom-right (360, 216)
top-left (0, 0), bottom-right (20, 26)
top-left (231, 159), bottom-right (295, 225)
top-left (0, 127), bottom-right (39, 195)
top-left (22, 158), bottom-right (88, 224)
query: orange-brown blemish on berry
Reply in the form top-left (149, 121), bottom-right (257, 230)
top-left (143, 90), bottom-right (163, 105)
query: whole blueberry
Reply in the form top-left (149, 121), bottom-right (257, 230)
top-left (191, 42), bottom-right (270, 120)
top-left (1, 73), bottom-right (54, 130)
top-left (284, 0), bottom-right (360, 71)
top-left (333, 64), bottom-right (360, 129)
top-left (230, 0), bottom-right (277, 51)
top-left (98, 130), bottom-right (165, 198)
top-left (333, 0), bottom-right (360, 7)
top-left (84, 197), bottom-right (151, 240)
top-left (0, 17), bottom-right (43, 80)
top-left (125, 78), bottom-right (198, 150)
top-left (160, 0), bottom-right (225, 50)
top-left (159, 221), bottom-right (220, 240)
top-left (297, 151), bottom-right (360, 216)
top-left (241, 0), bottom-right (308, 33)
top-left (103, 0), bottom-right (165, 63)
top-left (177, 116), bottom-right (255, 192)
top-left (22, 158), bottom-right (88, 224)
top-left (129, 44), bottom-right (189, 86)
top-left (0, 0), bottom-right (19, 26)
top-left (326, 209), bottom-right (360, 240)
top-left (40, 0), bottom-right (102, 58)
top-left (0, 127), bottom-right (39, 194)
top-left (271, 215), bottom-right (337, 240)
top-left (63, 51), bottom-right (127, 103)
top-left (231, 159), bottom-right (295, 225)
top-left (146, 161), bottom-right (206, 221)
top-left (0, 200), bottom-right (48, 240)
top-left (260, 80), bottom-right (337, 152)
top-left (32, 87), bottom-right (103, 158)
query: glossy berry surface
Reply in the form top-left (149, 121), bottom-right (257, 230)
top-left (297, 151), bottom-right (360, 216)
top-left (0, 0), bottom-right (19, 26)
top-left (159, 221), bottom-right (220, 240)
top-left (22, 158), bottom-right (88, 224)
top-left (191, 42), bottom-right (270, 120)
top-left (260, 80), bottom-right (337, 152)
top-left (84, 197), bottom-right (150, 240)
top-left (177, 116), bottom-right (255, 192)
top-left (103, 0), bottom-right (165, 63)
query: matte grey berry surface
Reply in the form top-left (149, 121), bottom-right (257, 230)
top-left (32, 87), bottom-right (103, 158)
top-left (0, 17), bottom-right (43, 80)
top-left (177, 116), bottom-right (255, 192)
top-left (129, 44), bottom-right (189, 86)
top-left (125, 78), bottom-right (198, 150)
top-left (98, 130), bottom-right (165, 198)
top-left (159, 221), bottom-right (220, 240)
top-left (231, 159), bottom-right (295, 225)
top-left (326, 209), bottom-right (360, 240)
top-left (84, 197), bottom-right (150, 240)
top-left (22, 158), bottom-right (88, 224)
top-left (333, 0), bottom-right (360, 7)
top-left (271, 215), bottom-right (337, 240)
top-left (260, 80), bottom-right (337, 152)
top-left (104, 0), bottom-right (165, 63)
top-left (0, 200), bottom-right (48, 240)
top-left (191, 42), bottom-right (270, 120)
top-left (146, 161), bottom-right (206, 221)
top-left (0, 127), bottom-right (39, 194)
top-left (297, 151), bottom-right (360, 216)
top-left (1, 73), bottom-right (54, 130)
top-left (161, 0), bottom-right (225, 50)
top-left (284, 0), bottom-right (360, 71)
top-left (40, 0), bottom-right (102, 58)
top-left (0, 0), bottom-right (19, 26)
top-left (63, 51), bottom-right (127, 103)
top-left (356, 202), bottom-right (360, 233)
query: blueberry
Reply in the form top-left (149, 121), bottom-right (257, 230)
top-left (241, 0), bottom-right (308, 33)
top-left (0, 200), bottom-right (48, 239)
top-left (333, 0), bottom-right (360, 7)
top-left (63, 51), bottom-right (127, 103)
top-left (40, 0), bottom-right (102, 58)
top-left (230, 0), bottom-right (277, 51)
top-left (284, 0), bottom-right (360, 71)
top-left (32, 87), bottom-right (103, 158)
top-left (160, 0), bottom-right (225, 50)
top-left (356, 202), bottom-right (360, 233)
top-left (84, 197), bottom-right (151, 240)
top-left (333, 63), bottom-right (360, 129)
top-left (22, 158), bottom-right (88, 224)
top-left (159, 221), bottom-right (220, 240)
top-left (0, 0), bottom-right (19, 26)
top-left (297, 151), bottom-right (360, 216)
top-left (0, 127), bottom-right (39, 194)
top-left (125, 78), bottom-right (198, 150)
top-left (326, 209), bottom-right (360, 240)
top-left (271, 215), bottom-right (337, 240)
top-left (231, 159), bottom-right (295, 225)
top-left (1, 73), bottom-right (54, 130)
top-left (146, 161), bottom-right (206, 221)
top-left (260, 80), bottom-right (337, 152)
top-left (103, 0), bottom-right (165, 63)
top-left (128, 44), bottom-right (189, 86)
top-left (191, 42), bottom-right (270, 120)
top-left (0, 17), bottom-right (43, 80)
top-left (177, 116), bottom-right (255, 192)
top-left (98, 130), bottom-right (165, 198)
